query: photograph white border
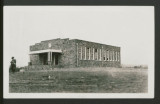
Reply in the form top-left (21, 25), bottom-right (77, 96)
top-left (3, 6), bottom-right (155, 98)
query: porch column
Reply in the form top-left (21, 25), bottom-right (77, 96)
top-left (51, 52), bottom-right (52, 65)
top-left (48, 52), bottom-right (51, 65)
top-left (76, 43), bottom-right (79, 67)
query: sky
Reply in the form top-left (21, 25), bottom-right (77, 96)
top-left (4, 6), bottom-right (154, 67)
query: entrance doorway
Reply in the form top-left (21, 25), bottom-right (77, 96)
top-left (52, 53), bottom-right (59, 65)
top-left (55, 54), bottom-right (58, 65)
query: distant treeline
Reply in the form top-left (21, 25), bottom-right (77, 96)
top-left (121, 64), bottom-right (148, 69)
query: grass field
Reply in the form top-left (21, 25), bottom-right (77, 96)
top-left (9, 67), bottom-right (148, 93)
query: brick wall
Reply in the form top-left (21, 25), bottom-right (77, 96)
top-left (30, 54), bottom-right (40, 65)
top-left (30, 38), bottom-right (77, 68)
top-left (75, 39), bottom-right (121, 67)
top-left (59, 39), bottom-right (77, 68)
top-left (29, 38), bottom-right (121, 68)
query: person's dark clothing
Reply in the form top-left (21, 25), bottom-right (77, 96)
top-left (10, 59), bottom-right (16, 72)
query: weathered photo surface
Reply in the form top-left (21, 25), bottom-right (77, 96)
top-left (3, 6), bottom-right (154, 98)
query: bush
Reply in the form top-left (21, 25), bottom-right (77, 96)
top-left (9, 66), bottom-right (21, 72)
top-left (15, 67), bottom-right (21, 72)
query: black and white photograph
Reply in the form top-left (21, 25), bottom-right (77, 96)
top-left (3, 6), bottom-right (154, 98)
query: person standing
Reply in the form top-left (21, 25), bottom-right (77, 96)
top-left (10, 57), bottom-right (16, 73)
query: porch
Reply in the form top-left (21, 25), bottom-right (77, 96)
top-left (29, 49), bottom-right (62, 66)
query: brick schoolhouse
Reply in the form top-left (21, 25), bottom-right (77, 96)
top-left (29, 38), bottom-right (121, 68)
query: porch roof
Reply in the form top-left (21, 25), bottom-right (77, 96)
top-left (29, 49), bottom-right (62, 55)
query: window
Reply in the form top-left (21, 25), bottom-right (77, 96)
top-left (93, 48), bottom-right (95, 60)
top-left (109, 51), bottom-right (111, 61)
top-left (88, 48), bottom-right (90, 60)
top-left (95, 48), bottom-right (98, 60)
top-left (103, 50), bottom-right (106, 61)
top-left (112, 51), bottom-right (114, 61)
top-left (115, 52), bottom-right (116, 61)
top-left (80, 46), bottom-right (82, 60)
top-left (119, 52), bottom-right (120, 61)
top-left (87, 47), bottom-right (91, 60)
top-left (115, 51), bottom-right (117, 61)
top-left (118, 52), bottom-right (120, 61)
top-left (117, 52), bottom-right (119, 61)
top-left (106, 50), bottom-right (109, 61)
top-left (86, 47), bottom-right (89, 60)
top-left (110, 51), bottom-right (112, 61)
top-left (99, 49), bottom-right (102, 61)
top-left (84, 47), bottom-right (86, 60)
top-left (95, 49), bottom-right (97, 52)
